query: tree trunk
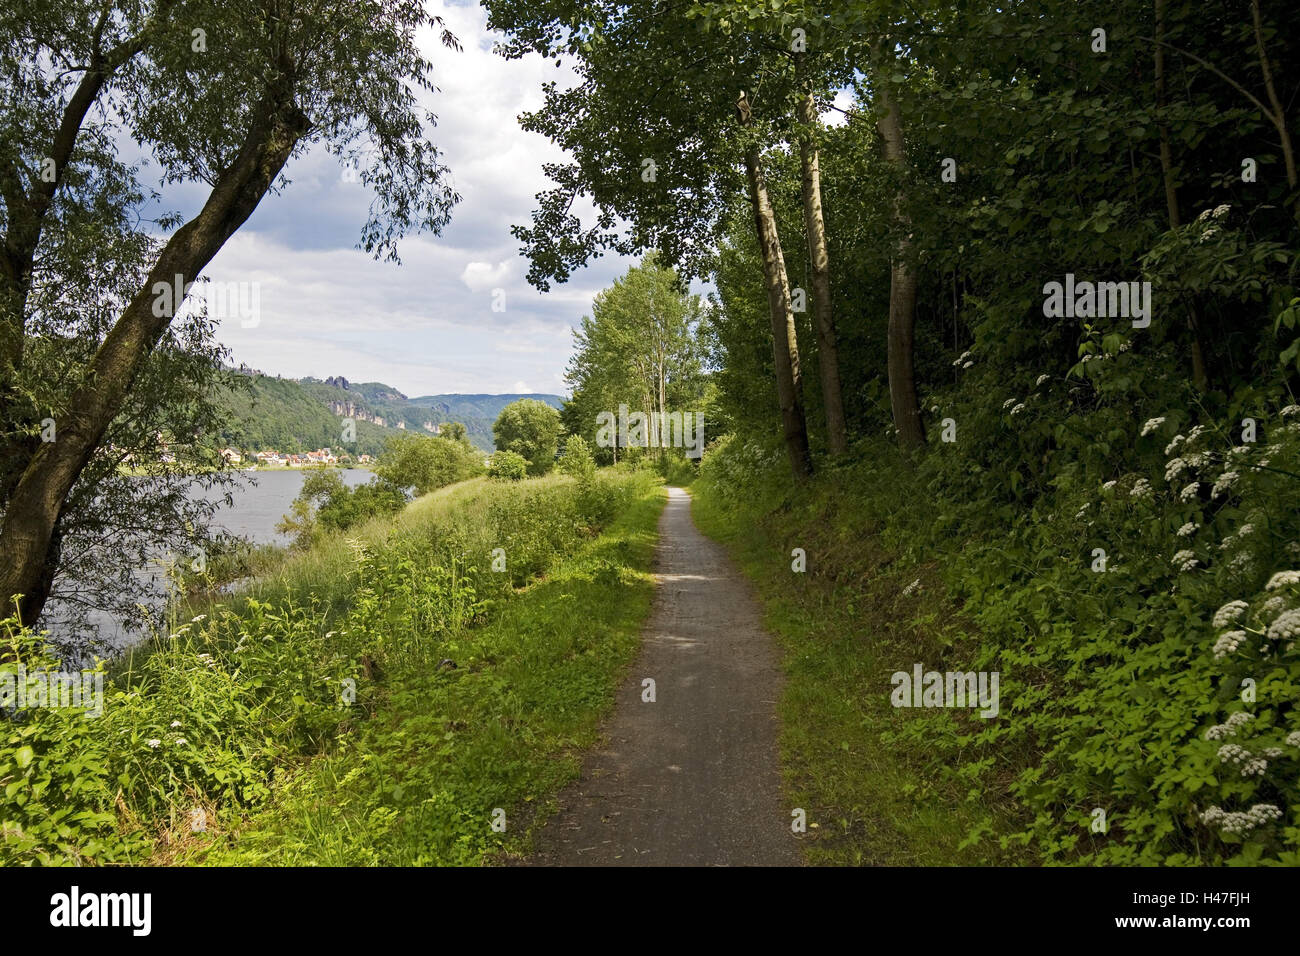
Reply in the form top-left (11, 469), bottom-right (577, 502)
top-left (1155, 0), bottom-right (1209, 391)
top-left (1250, 0), bottom-right (1298, 221)
top-left (743, 141), bottom-right (812, 479)
top-left (0, 89), bottom-right (309, 627)
top-left (0, 7), bottom-right (173, 510)
top-left (657, 358), bottom-right (667, 459)
top-left (796, 92), bottom-right (848, 456)
top-left (872, 63), bottom-right (925, 450)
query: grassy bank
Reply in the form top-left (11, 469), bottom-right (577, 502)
top-left (2, 469), bottom-right (664, 865)
top-left (693, 419), bottom-right (1300, 867)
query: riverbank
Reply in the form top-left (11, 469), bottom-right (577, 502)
top-left (1, 468), bottom-right (664, 865)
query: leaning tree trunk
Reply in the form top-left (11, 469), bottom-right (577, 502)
top-left (1250, 0), bottom-right (1298, 222)
top-left (797, 91), bottom-right (848, 456)
top-left (0, 89), bottom-right (309, 628)
top-left (872, 65), bottom-right (925, 451)
top-left (743, 141), bottom-right (813, 479)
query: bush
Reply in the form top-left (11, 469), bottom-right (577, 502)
top-left (492, 399), bottom-right (561, 476)
top-left (488, 450), bottom-right (529, 481)
top-left (374, 433), bottom-right (484, 495)
top-left (276, 470), bottom-right (407, 548)
top-left (559, 435), bottom-right (597, 481)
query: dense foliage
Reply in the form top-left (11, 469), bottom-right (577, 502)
top-left (492, 398), bottom-right (563, 475)
top-left (372, 432), bottom-right (485, 495)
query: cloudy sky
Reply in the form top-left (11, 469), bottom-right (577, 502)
top-left (172, 0), bottom-right (641, 399)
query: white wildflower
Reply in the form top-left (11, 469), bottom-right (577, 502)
top-left (1010, 403), bottom-right (1025, 416)
top-left (1266, 609), bottom-right (1300, 643)
top-left (1179, 482), bottom-right (1200, 502)
top-left (1140, 416), bottom-right (1166, 437)
top-left (1205, 711), bottom-right (1254, 740)
top-left (1200, 804), bottom-right (1281, 835)
top-left (1172, 550), bottom-right (1199, 572)
top-left (1217, 743), bottom-right (1250, 766)
top-left (1129, 478), bottom-right (1152, 498)
top-left (1164, 434), bottom-right (1185, 456)
top-left (1212, 600), bottom-right (1248, 628)
top-left (1035, 374), bottom-right (1050, 387)
top-left (1164, 458), bottom-right (1188, 482)
top-left (1225, 552), bottom-right (1255, 576)
top-left (1265, 570), bottom-right (1300, 590)
top-left (1212, 630), bottom-right (1247, 659)
top-left (1279, 404), bottom-right (1300, 418)
top-left (146, 739), bottom-right (161, 749)
top-left (170, 720), bottom-right (182, 728)
top-left (1003, 398), bottom-right (1017, 410)
top-left (174, 737), bottom-right (189, 746)
top-left (1261, 596), bottom-right (1288, 618)
top-left (1211, 471), bottom-right (1239, 497)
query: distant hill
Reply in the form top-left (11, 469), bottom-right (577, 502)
top-left (215, 372), bottom-right (563, 454)
top-left (406, 393), bottom-right (565, 448)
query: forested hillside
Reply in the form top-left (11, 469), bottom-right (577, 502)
top-left (489, 0), bottom-right (1300, 865)
top-left (214, 373), bottom-right (563, 454)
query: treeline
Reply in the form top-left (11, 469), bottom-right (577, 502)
top-left (561, 254), bottom-right (715, 466)
top-left (487, 1), bottom-right (1300, 864)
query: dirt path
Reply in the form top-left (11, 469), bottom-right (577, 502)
top-left (528, 486), bottom-right (802, 866)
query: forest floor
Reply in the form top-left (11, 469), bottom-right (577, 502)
top-left (526, 487), bottom-right (802, 866)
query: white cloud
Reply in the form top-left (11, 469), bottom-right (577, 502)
top-left (461, 260), bottom-right (512, 292)
top-left (193, 0), bottom-right (641, 396)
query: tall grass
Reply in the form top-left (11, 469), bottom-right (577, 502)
top-left (1, 469), bottom-right (662, 865)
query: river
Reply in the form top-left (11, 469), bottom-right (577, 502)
top-left (50, 468), bottom-right (375, 655)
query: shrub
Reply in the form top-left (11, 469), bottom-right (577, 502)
top-left (488, 450), bottom-right (528, 481)
top-left (492, 399), bottom-right (561, 476)
top-left (374, 433), bottom-right (484, 495)
top-left (276, 471), bottom-right (407, 548)
top-left (559, 435), bottom-right (597, 481)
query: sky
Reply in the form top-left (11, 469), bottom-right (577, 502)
top-left (172, 0), bottom-right (639, 399)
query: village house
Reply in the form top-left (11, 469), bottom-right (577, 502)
top-left (220, 448), bottom-right (243, 464)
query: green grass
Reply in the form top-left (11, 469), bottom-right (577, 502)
top-left (3, 469), bottom-right (665, 865)
top-left (691, 468), bottom-right (1026, 866)
top-left (168, 477), bottom-right (666, 865)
